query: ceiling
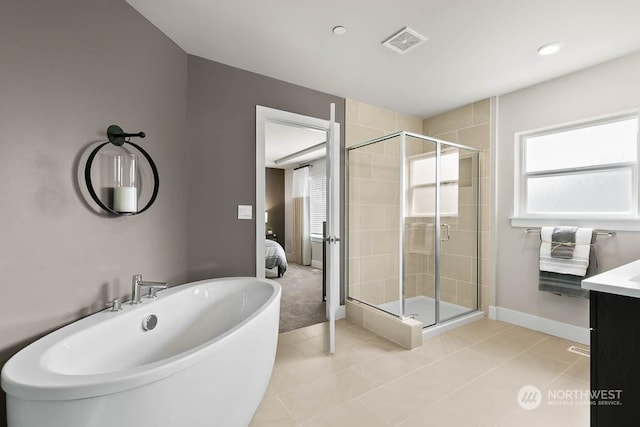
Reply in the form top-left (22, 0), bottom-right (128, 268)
top-left (265, 122), bottom-right (326, 169)
top-left (126, 0), bottom-right (640, 118)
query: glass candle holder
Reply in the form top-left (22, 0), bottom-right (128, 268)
top-left (113, 154), bottom-right (138, 213)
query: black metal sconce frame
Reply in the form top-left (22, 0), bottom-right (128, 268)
top-left (106, 124), bottom-right (146, 145)
top-left (84, 125), bottom-right (159, 216)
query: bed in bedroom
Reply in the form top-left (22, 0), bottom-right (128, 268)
top-left (265, 239), bottom-right (287, 277)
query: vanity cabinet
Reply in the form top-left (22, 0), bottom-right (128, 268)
top-left (590, 290), bottom-right (640, 426)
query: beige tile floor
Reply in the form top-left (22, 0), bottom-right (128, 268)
top-left (250, 318), bottom-right (589, 427)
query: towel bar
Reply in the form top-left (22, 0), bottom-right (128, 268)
top-left (524, 228), bottom-right (616, 237)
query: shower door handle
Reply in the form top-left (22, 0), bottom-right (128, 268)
top-left (440, 224), bottom-right (451, 241)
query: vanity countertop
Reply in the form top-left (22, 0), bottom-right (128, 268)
top-left (582, 259), bottom-right (640, 299)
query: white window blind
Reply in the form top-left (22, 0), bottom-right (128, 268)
top-left (516, 114), bottom-right (639, 219)
top-left (309, 175), bottom-right (326, 236)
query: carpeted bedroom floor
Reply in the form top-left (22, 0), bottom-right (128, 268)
top-left (266, 262), bottom-right (327, 333)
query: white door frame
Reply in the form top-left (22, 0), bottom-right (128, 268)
top-left (255, 106), bottom-right (339, 278)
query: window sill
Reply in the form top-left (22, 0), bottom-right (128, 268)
top-left (510, 216), bottom-right (640, 232)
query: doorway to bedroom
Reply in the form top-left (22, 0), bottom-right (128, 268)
top-left (264, 121), bottom-right (328, 332)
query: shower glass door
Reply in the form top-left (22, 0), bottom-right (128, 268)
top-left (434, 144), bottom-right (479, 323)
top-left (404, 137), bottom-right (480, 326)
top-left (403, 135), bottom-right (437, 326)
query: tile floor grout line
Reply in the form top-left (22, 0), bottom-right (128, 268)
top-left (362, 329), bottom-right (544, 393)
top-left (562, 357), bottom-right (590, 383)
top-left (494, 408), bottom-right (518, 426)
top-left (357, 393), bottom-right (417, 427)
top-left (277, 353), bottom-right (402, 425)
top-left (427, 353), bottom-right (512, 416)
top-left (277, 339), bottom-right (404, 388)
top-left (542, 369), bottom-right (567, 392)
top-left (546, 356), bottom-right (589, 390)
top-left (421, 323), bottom-right (512, 362)
top-left (276, 394), bottom-right (303, 426)
top-left (464, 335), bottom-right (553, 384)
top-left (304, 398), bottom-right (392, 427)
top-left (346, 347), bottom-right (454, 420)
top-left (438, 379), bottom-right (521, 427)
top-left (447, 321), bottom-right (515, 343)
top-left (356, 397), bottom-right (394, 427)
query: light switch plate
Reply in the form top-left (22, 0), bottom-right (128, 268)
top-left (238, 205), bottom-right (253, 220)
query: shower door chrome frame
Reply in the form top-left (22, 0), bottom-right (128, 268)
top-left (399, 132), bottom-right (407, 318)
top-left (434, 139), bottom-right (442, 324)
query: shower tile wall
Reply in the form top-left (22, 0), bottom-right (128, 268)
top-left (346, 100), bottom-right (423, 307)
top-left (423, 99), bottom-right (491, 314)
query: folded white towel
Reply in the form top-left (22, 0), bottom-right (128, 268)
top-left (539, 227), bottom-right (593, 276)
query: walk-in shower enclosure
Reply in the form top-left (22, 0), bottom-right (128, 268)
top-left (347, 131), bottom-right (481, 328)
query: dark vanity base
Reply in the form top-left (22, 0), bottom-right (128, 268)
top-left (590, 290), bottom-right (640, 426)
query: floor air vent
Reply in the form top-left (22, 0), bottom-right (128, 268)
top-left (568, 344), bottom-right (590, 357)
top-left (382, 27), bottom-right (427, 54)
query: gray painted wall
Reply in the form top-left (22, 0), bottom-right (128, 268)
top-left (0, 1), bottom-right (188, 423)
top-left (266, 168), bottom-right (285, 241)
top-left (496, 51), bottom-right (640, 327)
top-left (186, 55), bottom-right (345, 281)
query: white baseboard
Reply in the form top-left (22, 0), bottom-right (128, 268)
top-left (489, 306), bottom-right (589, 345)
top-left (336, 305), bottom-right (346, 320)
top-left (311, 260), bottom-right (323, 269)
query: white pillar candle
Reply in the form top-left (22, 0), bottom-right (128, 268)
top-left (113, 186), bottom-right (137, 213)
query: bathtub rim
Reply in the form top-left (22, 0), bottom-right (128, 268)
top-left (1, 276), bottom-right (281, 401)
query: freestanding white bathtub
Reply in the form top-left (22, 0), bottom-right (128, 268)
top-left (1, 277), bottom-right (281, 427)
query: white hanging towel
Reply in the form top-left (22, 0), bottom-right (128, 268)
top-left (539, 227), bottom-right (593, 276)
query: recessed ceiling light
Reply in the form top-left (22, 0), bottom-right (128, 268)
top-left (537, 42), bottom-right (562, 56)
top-left (332, 26), bottom-right (347, 35)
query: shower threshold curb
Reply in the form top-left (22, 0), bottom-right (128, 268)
top-left (421, 311), bottom-right (485, 341)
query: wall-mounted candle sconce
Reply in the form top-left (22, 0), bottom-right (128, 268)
top-left (83, 125), bottom-right (159, 216)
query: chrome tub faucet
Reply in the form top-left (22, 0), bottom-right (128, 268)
top-left (131, 274), bottom-right (168, 304)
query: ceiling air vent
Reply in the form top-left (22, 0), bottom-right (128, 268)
top-left (382, 27), bottom-right (427, 54)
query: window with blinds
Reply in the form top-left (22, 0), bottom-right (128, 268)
top-left (309, 175), bottom-right (326, 237)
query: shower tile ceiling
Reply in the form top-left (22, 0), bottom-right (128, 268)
top-left (126, 0), bottom-right (640, 118)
